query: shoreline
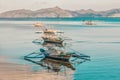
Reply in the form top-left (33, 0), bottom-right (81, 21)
top-left (0, 56), bottom-right (73, 80)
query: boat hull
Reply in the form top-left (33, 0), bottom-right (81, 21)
top-left (45, 55), bottom-right (70, 62)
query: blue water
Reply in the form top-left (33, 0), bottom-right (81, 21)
top-left (0, 18), bottom-right (120, 80)
top-left (0, 17), bottom-right (120, 22)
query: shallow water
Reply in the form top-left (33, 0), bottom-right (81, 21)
top-left (0, 18), bottom-right (120, 80)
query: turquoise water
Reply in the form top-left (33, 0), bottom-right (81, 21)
top-left (0, 18), bottom-right (120, 80)
top-left (0, 17), bottom-right (120, 22)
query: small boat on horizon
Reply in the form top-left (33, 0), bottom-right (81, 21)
top-left (82, 20), bottom-right (95, 26)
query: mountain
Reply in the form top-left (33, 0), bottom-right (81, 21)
top-left (0, 7), bottom-right (120, 18)
top-left (0, 9), bottom-right (33, 18)
top-left (74, 9), bottom-right (99, 17)
top-left (0, 6), bottom-right (73, 18)
top-left (98, 8), bottom-right (120, 17)
top-left (33, 6), bottom-right (73, 17)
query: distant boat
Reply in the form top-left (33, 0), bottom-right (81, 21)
top-left (34, 22), bottom-right (43, 27)
top-left (82, 20), bottom-right (95, 26)
top-left (86, 20), bottom-right (94, 25)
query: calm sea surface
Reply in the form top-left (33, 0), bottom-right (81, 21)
top-left (0, 17), bottom-right (120, 80)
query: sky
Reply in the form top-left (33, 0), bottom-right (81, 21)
top-left (0, 0), bottom-right (120, 12)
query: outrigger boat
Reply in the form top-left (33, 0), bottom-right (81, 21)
top-left (39, 43), bottom-right (72, 62)
top-left (33, 23), bottom-right (90, 62)
top-left (34, 22), bottom-right (64, 44)
top-left (24, 47), bottom-right (90, 62)
top-left (39, 42), bottom-right (90, 62)
top-left (24, 22), bottom-right (90, 68)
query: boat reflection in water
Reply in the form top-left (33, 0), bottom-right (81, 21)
top-left (25, 41), bottom-right (90, 75)
top-left (40, 56), bottom-right (87, 72)
top-left (40, 58), bottom-right (75, 73)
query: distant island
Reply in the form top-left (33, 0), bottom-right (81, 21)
top-left (0, 6), bottom-right (120, 18)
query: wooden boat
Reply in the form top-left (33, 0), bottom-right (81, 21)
top-left (41, 29), bottom-right (64, 44)
top-left (34, 22), bottom-right (64, 44)
top-left (40, 43), bottom-right (72, 62)
top-left (39, 47), bottom-right (90, 62)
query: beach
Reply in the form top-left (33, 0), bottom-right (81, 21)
top-left (0, 56), bottom-right (73, 80)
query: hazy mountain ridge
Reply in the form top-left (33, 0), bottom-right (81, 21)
top-left (0, 7), bottom-right (120, 18)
